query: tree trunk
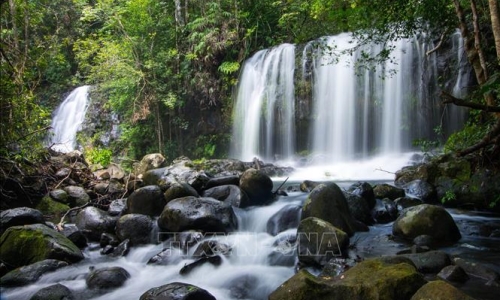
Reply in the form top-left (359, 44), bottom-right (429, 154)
top-left (489, 0), bottom-right (500, 60)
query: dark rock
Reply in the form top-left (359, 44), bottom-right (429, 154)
top-left (126, 185), bottom-right (165, 217)
top-left (438, 265), bottom-right (469, 283)
top-left (100, 233), bottom-right (120, 248)
top-left (75, 206), bottom-right (116, 241)
top-left (0, 259), bottom-right (68, 287)
top-left (410, 280), bottom-right (476, 300)
top-left (147, 247), bottom-right (184, 265)
top-left (29, 283), bottom-right (75, 300)
top-left (399, 251), bottom-right (451, 273)
top-left (60, 224), bottom-right (87, 248)
top-left (371, 198), bottom-right (398, 224)
top-left (179, 255), bottom-right (222, 276)
top-left (86, 266), bottom-right (130, 290)
top-left (403, 179), bottom-right (437, 203)
top-left (63, 186), bottom-right (90, 206)
top-left (49, 189), bottom-right (69, 204)
top-left (346, 181), bottom-right (376, 209)
top-left (393, 204), bottom-right (461, 245)
top-left (413, 234), bottom-right (435, 247)
top-left (202, 185), bottom-right (250, 208)
top-left (266, 204), bottom-right (301, 236)
top-left (297, 217), bottom-right (349, 267)
top-left (299, 180), bottom-right (321, 192)
top-left (394, 197), bottom-right (424, 213)
top-left (203, 175), bottom-right (240, 190)
top-left (373, 183), bottom-right (405, 200)
top-left (0, 207), bottom-right (45, 235)
top-left (453, 257), bottom-right (500, 285)
top-left (108, 198), bottom-right (127, 216)
top-left (101, 245), bottom-right (114, 255)
top-left (109, 239), bottom-right (130, 257)
top-left (0, 224), bottom-right (83, 268)
top-left (319, 258), bottom-right (357, 278)
top-left (344, 193), bottom-right (372, 225)
top-left (268, 231), bottom-right (297, 267)
top-left (162, 231), bottom-right (204, 252)
top-left (158, 196), bottom-right (238, 233)
top-left (301, 182), bottom-right (363, 236)
top-left (93, 182), bottom-right (109, 195)
top-left (164, 182), bottom-right (199, 204)
top-left (140, 282), bottom-right (216, 300)
top-left (239, 168), bottom-right (274, 206)
top-left (222, 274), bottom-right (259, 299)
top-left (115, 214), bottom-right (154, 245)
top-left (35, 196), bottom-right (70, 224)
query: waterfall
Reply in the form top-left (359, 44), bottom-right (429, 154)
top-left (230, 44), bottom-right (296, 162)
top-left (48, 86), bottom-right (91, 153)
top-left (231, 33), bottom-right (468, 169)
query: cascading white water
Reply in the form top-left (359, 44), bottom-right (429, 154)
top-left (231, 44), bottom-right (296, 162)
top-left (48, 86), bottom-right (91, 153)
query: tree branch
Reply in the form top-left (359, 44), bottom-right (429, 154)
top-left (426, 30), bottom-right (448, 56)
top-left (441, 91), bottom-right (500, 112)
top-left (458, 119), bottom-right (500, 156)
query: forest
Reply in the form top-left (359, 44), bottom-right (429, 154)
top-left (1, 0), bottom-right (499, 165)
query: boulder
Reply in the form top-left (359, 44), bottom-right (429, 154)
top-left (0, 207), bottom-right (45, 235)
top-left (63, 186), bottom-right (90, 206)
top-left (115, 214), bottom-right (154, 245)
top-left (373, 184), bottom-right (405, 200)
top-left (222, 274), bottom-right (259, 300)
top-left (29, 283), bottom-right (75, 300)
top-left (437, 265), bottom-right (469, 283)
top-left (134, 153), bottom-right (166, 177)
top-left (0, 259), bottom-right (68, 287)
top-left (344, 193), bottom-right (372, 225)
top-left (147, 247), bottom-right (184, 266)
top-left (403, 179), bottom-right (437, 203)
top-left (346, 181), bottom-right (376, 209)
top-left (392, 204), bottom-right (461, 245)
top-left (300, 180), bottom-right (321, 192)
top-left (108, 198), bottom-right (127, 216)
top-left (453, 257), bottom-right (500, 285)
top-left (394, 197), bottom-right (423, 213)
top-left (60, 224), bottom-right (87, 248)
top-left (371, 198), bottom-right (398, 224)
top-left (86, 266), bottom-right (130, 290)
top-left (179, 255), bottom-right (222, 276)
top-left (203, 175), bottom-right (240, 190)
top-left (202, 184), bottom-right (250, 208)
top-left (49, 189), bottom-right (69, 204)
top-left (126, 185), bottom-right (165, 216)
top-left (0, 224), bottom-right (83, 268)
top-left (301, 182), bottom-right (363, 236)
top-left (192, 240), bottom-right (232, 257)
top-left (267, 204), bottom-right (302, 236)
top-left (140, 282), bottom-right (216, 300)
top-left (399, 251), bottom-right (451, 273)
top-left (158, 196), bottom-right (238, 233)
top-left (164, 182), bottom-right (199, 204)
top-left (239, 168), bottom-right (274, 206)
top-left (410, 280), bottom-right (476, 300)
top-left (35, 196), bottom-right (70, 223)
top-left (107, 163), bottom-right (125, 181)
top-left (75, 206), bottom-right (117, 241)
top-left (269, 258), bottom-right (426, 300)
top-left (297, 217), bottom-right (349, 267)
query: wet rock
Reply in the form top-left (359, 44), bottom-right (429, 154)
top-left (302, 182), bottom-right (364, 236)
top-left (410, 280), bottom-right (476, 300)
top-left (162, 231), bottom-right (204, 252)
top-left (164, 182), bottom-right (199, 204)
top-left (158, 196), bottom-right (238, 233)
top-left (403, 179), bottom-right (437, 203)
top-left (49, 189), bottom-right (69, 204)
top-left (222, 274), bottom-right (259, 299)
top-left (0, 224), bottom-right (83, 268)
top-left (203, 175), bottom-right (240, 190)
top-left (319, 258), bottom-right (357, 278)
top-left (0, 259), bottom-right (68, 287)
top-left (269, 258), bottom-right (425, 300)
top-left (300, 180), bottom-right (321, 193)
top-left (373, 183), bottom-right (405, 200)
top-left (394, 197), bottom-right (423, 213)
top-left (413, 234), bottom-right (435, 247)
top-left (202, 185), bottom-right (249, 208)
top-left (344, 193), bottom-right (372, 225)
top-left (108, 198), bottom-right (127, 216)
top-left (393, 204), bottom-right (461, 245)
top-left (399, 251), bottom-right (451, 273)
top-left (268, 231), bottom-right (297, 267)
top-left (86, 266), bottom-right (130, 290)
top-left (0, 207), bottom-right (45, 235)
top-left (239, 168), bottom-right (274, 206)
top-left (35, 196), bottom-right (70, 223)
top-left (63, 186), bottom-right (90, 206)
top-left (147, 247), bottom-right (184, 265)
top-left (93, 182), bottom-right (109, 195)
top-left (346, 181), bottom-right (376, 209)
top-left (100, 233), bottom-right (120, 248)
top-left (438, 265), bottom-right (469, 283)
top-left (115, 214), bottom-right (154, 245)
top-left (60, 224), bottom-right (87, 248)
top-left (126, 185), bottom-right (165, 216)
top-left (297, 217), bottom-right (349, 267)
top-left (371, 198), bottom-right (398, 224)
top-left (101, 245), bottom-right (114, 255)
top-left (267, 204), bottom-right (301, 236)
top-left (192, 240), bottom-right (232, 257)
top-left (453, 257), bottom-right (500, 285)
top-left (140, 282), bottom-right (216, 300)
top-left (109, 239), bottom-right (130, 257)
top-left (142, 167), bottom-right (168, 187)
top-left (75, 206), bottom-right (117, 241)
top-left (29, 283), bottom-right (75, 300)
top-left (179, 255), bottom-right (222, 276)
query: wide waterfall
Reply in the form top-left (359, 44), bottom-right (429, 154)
top-left (231, 33), bottom-right (468, 178)
top-left (48, 86), bottom-right (91, 153)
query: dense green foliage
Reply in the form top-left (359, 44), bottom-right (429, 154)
top-left (1, 0), bottom-right (498, 164)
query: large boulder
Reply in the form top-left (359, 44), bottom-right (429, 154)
top-left (373, 184), bottom-right (405, 200)
top-left (344, 193), bottom-right (372, 225)
top-left (29, 283), bottom-right (75, 300)
top-left (202, 184), bottom-right (250, 208)
top-left (399, 251), bottom-right (452, 273)
top-left (126, 185), bottom-right (165, 216)
top-left (0, 259), bottom-right (68, 287)
top-left (115, 214), bottom-right (154, 245)
top-left (239, 168), bottom-right (274, 206)
top-left (371, 198), bottom-right (398, 224)
top-left (86, 266), bottom-right (130, 290)
top-left (0, 207), bottom-right (45, 235)
top-left (346, 181), bottom-right (376, 209)
top-left (63, 186), bottom-right (90, 206)
top-left (410, 280), bottom-right (476, 300)
top-left (35, 196), bottom-right (70, 223)
top-left (140, 282), bottom-right (216, 300)
top-left (267, 204), bottom-right (302, 236)
top-left (403, 179), bottom-right (437, 203)
top-left (392, 204), bottom-right (461, 245)
top-left (269, 258), bottom-right (426, 300)
top-left (301, 182), bottom-right (364, 236)
top-left (75, 206), bottom-right (117, 241)
top-left (297, 217), bottom-right (349, 267)
top-left (157, 196), bottom-right (238, 233)
top-left (134, 153), bottom-right (166, 177)
top-left (164, 182), bottom-right (199, 204)
top-left (0, 224), bottom-right (84, 268)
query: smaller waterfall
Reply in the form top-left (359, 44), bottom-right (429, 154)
top-left (48, 86), bottom-right (91, 153)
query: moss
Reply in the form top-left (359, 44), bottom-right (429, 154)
top-left (0, 227), bottom-right (49, 267)
top-left (35, 196), bottom-right (70, 223)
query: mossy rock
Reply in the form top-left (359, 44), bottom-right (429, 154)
top-left (35, 196), bottom-right (70, 223)
top-left (269, 258), bottom-right (426, 300)
top-left (0, 224), bottom-right (83, 268)
top-left (410, 280), bottom-right (476, 300)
